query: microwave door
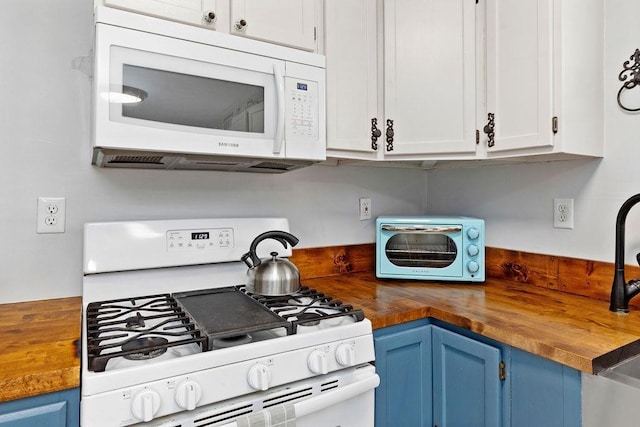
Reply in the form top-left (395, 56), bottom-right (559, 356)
top-left (94, 23), bottom-right (282, 158)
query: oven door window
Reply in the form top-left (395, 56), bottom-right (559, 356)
top-left (385, 233), bottom-right (457, 268)
top-left (106, 45), bottom-right (278, 139)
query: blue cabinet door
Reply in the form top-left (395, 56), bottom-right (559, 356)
top-left (0, 388), bottom-right (79, 427)
top-left (374, 320), bottom-right (433, 427)
top-left (432, 325), bottom-right (502, 427)
top-left (510, 348), bottom-right (581, 427)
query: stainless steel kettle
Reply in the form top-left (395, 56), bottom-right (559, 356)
top-left (241, 231), bottom-right (300, 295)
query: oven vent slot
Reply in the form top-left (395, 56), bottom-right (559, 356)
top-left (320, 379), bottom-right (340, 392)
top-left (263, 386), bottom-right (313, 408)
top-left (194, 403), bottom-right (253, 426)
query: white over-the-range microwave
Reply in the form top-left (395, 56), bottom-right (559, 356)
top-left (92, 7), bottom-right (326, 173)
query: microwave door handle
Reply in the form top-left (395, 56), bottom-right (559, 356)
top-left (273, 64), bottom-right (285, 154)
top-left (381, 225), bottom-right (463, 233)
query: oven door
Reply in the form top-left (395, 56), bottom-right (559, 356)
top-left (377, 224), bottom-right (464, 279)
top-left (221, 368), bottom-right (379, 427)
top-left (93, 22), bottom-right (284, 159)
top-left (145, 365), bottom-right (378, 427)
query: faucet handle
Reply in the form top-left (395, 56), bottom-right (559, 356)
top-left (636, 252), bottom-right (640, 266)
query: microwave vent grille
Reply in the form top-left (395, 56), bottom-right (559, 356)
top-left (92, 149), bottom-right (315, 173)
top-left (109, 155), bottom-right (165, 164)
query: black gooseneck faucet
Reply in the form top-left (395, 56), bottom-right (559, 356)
top-left (610, 193), bottom-right (640, 313)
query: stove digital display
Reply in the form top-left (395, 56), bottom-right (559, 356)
top-left (191, 232), bottom-right (210, 240)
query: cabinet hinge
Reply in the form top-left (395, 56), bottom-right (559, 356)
top-left (314, 26), bottom-right (317, 41)
top-left (476, 129), bottom-right (480, 145)
top-left (499, 361), bottom-right (506, 380)
top-left (552, 116), bottom-right (558, 134)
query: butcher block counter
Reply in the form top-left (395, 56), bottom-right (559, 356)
top-left (4, 245), bottom-right (640, 402)
top-left (0, 297), bottom-right (81, 402)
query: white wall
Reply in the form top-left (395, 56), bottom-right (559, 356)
top-left (0, 0), bottom-right (427, 303)
top-left (427, 1), bottom-right (640, 265)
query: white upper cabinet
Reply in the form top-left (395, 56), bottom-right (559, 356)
top-left (481, 0), bottom-right (604, 159)
top-left (101, 0), bottom-right (318, 51)
top-left (325, 0), bottom-right (478, 161)
top-left (325, 0), bottom-right (379, 156)
top-left (229, 0), bottom-right (317, 51)
top-left (383, 0), bottom-right (477, 157)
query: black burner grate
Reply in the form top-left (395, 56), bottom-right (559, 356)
top-left (85, 294), bottom-right (206, 372)
top-left (242, 286), bottom-right (365, 332)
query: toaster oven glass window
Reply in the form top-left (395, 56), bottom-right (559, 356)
top-left (120, 65), bottom-right (265, 133)
top-left (385, 234), bottom-right (457, 268)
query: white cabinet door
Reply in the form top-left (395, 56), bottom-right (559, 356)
top-left (103, 0), bottom-right (218, 28)
top-left (383, 0), bottom-right (477, 156)
top-left (325, 0), bottom-right (379, 155)
top-left (230, 0), bottom-right (317, 51)
top-left (484, 0), bottom-right (553, 153)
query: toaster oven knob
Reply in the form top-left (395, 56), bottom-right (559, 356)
top-left (467, 228), bottom-right (480, 240)
top-left (335, 344), bottom-right (356, 367)
top-left (467, 244), bottom-right (480, 257)
top-left (175, 380), bottom-right (202, 411)
top-left (248, 363), bottom-right (271, 391)
top-left (467, 261), bottom-right (480, 274)
top-left (131, 389), bottom-right (161, 422)
top-left (308, 350), bottom-right (329, 374)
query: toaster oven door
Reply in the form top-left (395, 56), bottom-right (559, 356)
top-left (378, 225), bottom-right (463, 278)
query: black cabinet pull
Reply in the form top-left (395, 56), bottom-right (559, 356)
top-left (371, 118), bottom-right (381, 150)
top-left (385, 119), bottom-right (394, 151)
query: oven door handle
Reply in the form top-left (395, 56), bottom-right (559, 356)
top-left (219, 373), bottom-right (379, 427)
top-left (381, 225), bottom-right (462, 233)
top-left (295, 372), bottom-right (379, 417)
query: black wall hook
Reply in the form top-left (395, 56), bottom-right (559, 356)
top-left (617, 48), bottom-right (640, 112)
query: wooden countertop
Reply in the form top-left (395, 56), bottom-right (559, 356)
top-left (0, 297), bottom-right (81, 402)
top-left (304, 272), bottom-right (640, 375)
top-left (4, 244), bottom-right (640, 401)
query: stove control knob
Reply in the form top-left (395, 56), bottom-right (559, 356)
top-left (131, 389), bottom-right (161, 422)
top-left (248, 363), bottom-right (271, 391)
top-left (308, 350), bottom-right (329, 374)
top-left (335, 344), bottom-right (356, 367)
top-left (175, 380), bottom-right (202, 411)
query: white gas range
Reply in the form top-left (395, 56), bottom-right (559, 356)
top-left (81, 218), bottom-right (378, 426)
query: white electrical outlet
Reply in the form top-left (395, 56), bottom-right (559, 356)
top-left (37, 197), bottom-right (66, 233)
top-left (359, 197), bottom-right (372, 221)
top-left (553, 198), bottom-right (574, 229)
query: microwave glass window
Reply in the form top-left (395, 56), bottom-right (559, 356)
top-left (385, 234), bottom-right (457, 268)
top-left (120, 65), bottom-right (265, 132)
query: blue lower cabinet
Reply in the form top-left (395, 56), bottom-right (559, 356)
top-left (374, 320), bottom-right (433, 426)
top-left (510, 348), bottom-right (581, 427)
top-left (432, 325), bottom-right (502, 427)
top-left (374, 320), bottom-right (581, 427)
top-left (0, 388), bottom-right (79, 427)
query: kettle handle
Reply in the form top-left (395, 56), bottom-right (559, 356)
top-left (242, 231), bottom-right (299, 268)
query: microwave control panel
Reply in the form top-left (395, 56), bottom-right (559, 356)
top-left (285, 77), bottom-right (319, 141)
top-left (167, 228), bottom-right (234, 252)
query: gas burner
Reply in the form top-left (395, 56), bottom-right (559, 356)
top-left (125, 312), bottom-right (146, 329)
top-left (210, 334), bottom-right (253, 349)
top-left (123, 337), bottom-right (169, 360)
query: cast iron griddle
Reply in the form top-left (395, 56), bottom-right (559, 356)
top-left (173, 287), bottom-right (294, 350)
